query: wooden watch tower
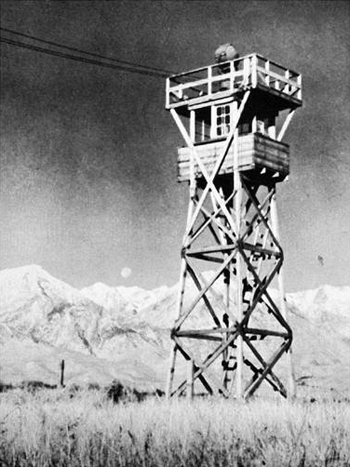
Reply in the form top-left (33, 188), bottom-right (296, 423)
top-left (165, 46), bottom-right (302, 399)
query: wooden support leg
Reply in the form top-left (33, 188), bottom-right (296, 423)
top-left (187, 359), bottom-right (194, 400)
top-left (166, 344), bottom-right (177, 399)
top-left (270, 190), bottom-right (296, 399)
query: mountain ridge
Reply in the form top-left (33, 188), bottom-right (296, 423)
top-left (1, 265), bottom-right (349, 397)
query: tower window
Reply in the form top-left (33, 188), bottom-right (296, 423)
top-left (215, 104), bottom-right (231, 137)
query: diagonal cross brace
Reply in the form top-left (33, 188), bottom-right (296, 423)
top-left (174, 248), bottom-right (237, 330)
top-left (244, 339), bottom-right (291, 398)
top-left (170, 90), bottom-right (251, 238)
top-left (172, 330), bottom-right (240, 397)
top-left (241, 180), bottom-right (282, 254)
top-left (186, 191), bottom-right (236, 247)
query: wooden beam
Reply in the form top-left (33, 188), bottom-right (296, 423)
top-left (244, 334), bottom-right (289, 394)
top-left (270, 192), bottom-right (296, 398)
top-left (185, 252), bottom-right (224, 264)
top-left (244, 340), bottom-right (289, 398)
top-left (176, 325), bottom-right (238, 336)
top-left (187, 359), bottom-right (194, 400)
top-left (245, 328), bottom-right (290, 338)
top-left (171, 91), bottom-right (251, 240)
top-left (174, 333), bottom-right (223, 342)
top-left (174, 251), bottom-right (236, 330)
top-left (233, 129), bottom-right (244, 398)
top-left (171, 331), bottom-right (239, 397)
top-left (241, 242), bottom-right (281, 258)
top-left (190, 262), bottom-right (237, 324)
top-left (243, 357), bottom-right (284, 395)
top-left (170, 108), bottom-right (237, 236)
top-left (187, 196), bottom-right (236, 248)
top-left (186, 261), bottom-right (222, 328)
top-left (186, 244), bottom-right (236, 256)
top-left (241, 181), bottom-right (282, 253)
top-left (172, 338), bottom-right (214, 396)
top-left (241, 189), bottom-right (275, 242)
top-left (192, 192), bottom-right (236, 244)
top-left (277, 109), bottom-right (295, 142)
top-left (166, 344), bottom-right (177, 399)
top-left (240, 249), bottom-right (285, 327)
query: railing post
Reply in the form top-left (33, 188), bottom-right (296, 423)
top-left (208, 65), bottom-right (212, 98)
top-left (284, 70), bottom-right (290, 94)
top-left (190, 109), bottom-right (195, 143)
top-left (297, 74), bottom-right (302, 101)
top-left (265, 60), bottom-right (270, 86)
top-left (230, 60), bottom-right (234, 93)
top-left (243, 57), bottom-right (250, 86)
top-left (252, 54), bottom-right (258, 88)
top-left (165, 78), bottom-right (170, 108)
top-left (210, 105), bottom-right (215, 139)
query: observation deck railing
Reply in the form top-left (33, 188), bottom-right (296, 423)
top-left (166, 54), bottom-right (302, 110)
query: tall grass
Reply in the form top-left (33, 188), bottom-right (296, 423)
top-left (0, 388), bottom-right (349, 466)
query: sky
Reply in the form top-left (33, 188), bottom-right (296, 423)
top-left (0, 0), bottom-right (349, 292)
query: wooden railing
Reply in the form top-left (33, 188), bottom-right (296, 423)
top-left (166, 54), bottom-right (302, 109)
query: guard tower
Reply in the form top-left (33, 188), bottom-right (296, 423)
top-left (165, 45), bottom-right (302, 399)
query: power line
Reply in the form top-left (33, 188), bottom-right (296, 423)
top-left (0, 36), bottom-right (171, 78)
top-left (0, 26), bottom-right (176, 76)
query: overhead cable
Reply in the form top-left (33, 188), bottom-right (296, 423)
top-left (0, 26), bottom-right (176, 76)
top-left (0, 36), bottom-right (170, 78)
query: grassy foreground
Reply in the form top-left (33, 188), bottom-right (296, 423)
top-left (0, 388), bottom-right (349, 467)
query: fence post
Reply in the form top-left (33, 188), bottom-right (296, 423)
top-left (60, 359), bottom-right (65, 387)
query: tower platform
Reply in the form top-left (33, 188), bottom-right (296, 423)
top-left (166, 54), bottom-right (302, 114)
top-left (177, 133), bottom-right (290, 182)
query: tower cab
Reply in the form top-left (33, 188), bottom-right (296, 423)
top-left (165, 45), bottom-right (302, 183)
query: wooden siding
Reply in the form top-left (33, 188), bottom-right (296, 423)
top-left (177, 133), bottom-right (289, 182)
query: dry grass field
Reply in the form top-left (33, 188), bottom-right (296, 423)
top-left (0, 387), bottom-right (349, 467)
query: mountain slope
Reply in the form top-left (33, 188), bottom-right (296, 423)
top-left (0, 265), bottom-right (168, 390)
top-left (0, 265), bottom-right (349, 397)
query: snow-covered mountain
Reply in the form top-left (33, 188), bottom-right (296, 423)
top-left (0, 265), bottom-right (349, 396)
top-left (81, 280), bottom-right (178, 329)
top-left (0, 265), bottom-right (171, 389)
